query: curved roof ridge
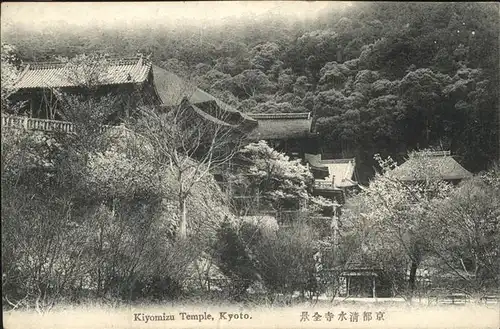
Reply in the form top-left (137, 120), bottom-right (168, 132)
top-left (191, 104), bottom-right (237, 128)
top-left (151, 64), bottom-right (257, 127)
top-left (24, 62), bottom-right (66, 70)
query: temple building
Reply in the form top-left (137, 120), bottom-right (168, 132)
top-left (245, 112), bottom-right (320, 157)
top-left (8, 57), bottom-right (160, 121)
top-left (5, 56), bottom-right (360, 221)
top-left (333, 150), bottom-right (473, 299)
top-left (304, 153), bottom-right (359, 204)
top-left (391, 150), bottom-right (472, 184)
top-left (6, 56), bottom-right (320, 154)
top-left (7, 56), bottom-right (257, 131)
top-left (5, 56), bottom-right (355, 221)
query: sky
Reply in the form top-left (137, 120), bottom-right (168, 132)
top-left (1, 1), bottom-right (352, 31)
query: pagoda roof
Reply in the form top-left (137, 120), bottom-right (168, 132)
top-left (13, 57), bottom-right (151, 89)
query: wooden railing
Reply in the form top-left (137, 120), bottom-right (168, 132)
top-left (1, 115), bottom-right (130, 135)
top-left (219, 181), bottom-right (341, 193)
top-left (2, 115), bottom-right (75, 133)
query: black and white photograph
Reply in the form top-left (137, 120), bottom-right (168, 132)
top-left (1, 2), bottom-right (499, 328)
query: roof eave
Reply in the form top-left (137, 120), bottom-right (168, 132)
top-left (13, 80), bottom-right (148, 90)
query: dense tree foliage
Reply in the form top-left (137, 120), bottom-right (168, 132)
top-left (228, 141), bottom-right (313, 212)
top-left (227, 140), bottom-right (336, 216)
top-left (1, 43), bottom-right (22, 112)
top-left (3, 2), bottom-right (498, 180)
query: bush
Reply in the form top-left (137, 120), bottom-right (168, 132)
top-left (251, 223), bottom-right (319, 298)
top-left (212, 218), bottom-right (258, 300)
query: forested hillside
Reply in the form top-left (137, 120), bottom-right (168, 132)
top-left (2, 2), bottom-right (498, 181)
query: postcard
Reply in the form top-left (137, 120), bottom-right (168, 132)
top-left (1, 2), bottom-right (499, 329)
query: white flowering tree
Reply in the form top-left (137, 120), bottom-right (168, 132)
top-left (427, 165), bottom-right (500, 295)
top-left (132, 87), bottom-right (245, 239)
top-left (228, 140), bottom-right (314, 213)
top-left (1, 43), bottom-right (22, 113)
top-left (342, 151), bottom-right (453, 300)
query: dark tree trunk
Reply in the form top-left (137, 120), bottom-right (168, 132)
top-left (408, 260), bottom-right (418, 299)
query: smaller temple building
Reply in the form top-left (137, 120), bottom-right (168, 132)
top-left (245, 112), bottom-right (320, 158)
top-left (304, 153), bottom-right (359, 205)
top-left (391, 150), bottom-right (472, 184)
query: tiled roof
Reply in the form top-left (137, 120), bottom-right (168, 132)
top-left (391, 151), bottom-right (472, 181)
top-left (13, 57), bottom-right (152, 89)
top-left (151, 65), bottom-right (257, 128)
top-left (151, 65), bottom-right (196, 106)
top-left (246, 114), bottom-right (314, 140)
top-left (305, 154), bottom-right (357, 187)
top-left (152, 65), bottom-right (248, 113)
